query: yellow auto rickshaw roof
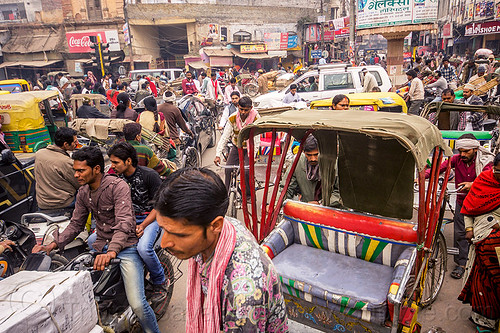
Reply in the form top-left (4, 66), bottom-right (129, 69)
top-left (0, 90), bottom-right (59, 110)
top-left (0, 79), bottom-right (29, 85)
top-left (239, 109), bottom-right (452, 172)
top-left (310, 92), bottom-right (408, 113)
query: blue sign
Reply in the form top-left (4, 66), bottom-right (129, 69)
top-left (311, 50), bottom-right (322, 59)
top-left (287, 35), bottom-right (298, 49)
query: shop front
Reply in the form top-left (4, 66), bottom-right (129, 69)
top-left (464, 21), bottom-right (500, 54)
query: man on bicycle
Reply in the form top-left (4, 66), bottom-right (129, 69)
top-left (425, 134), bottom-right (494, 279)
top-left (214, 96), bottom-right (260, 195)
top-left (32, 146), bottom-right (160, 333)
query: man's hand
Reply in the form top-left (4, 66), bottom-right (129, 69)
top-left (308, 201), bottom-right (320, 205)
top-left (94, 251), bottom-right (117, 271)
top-left (458, 182), bottom-right (473, 192)
top-left (466, 230), bottom-right (474, 243)
top-left (0, 239), bottom-right (15, 254)
top-left (214, 156), bottom-right (221, 166)
top-left (136, 224), bottom-right (145, 238)
top-left (32, 241), bottom-right (57, 254)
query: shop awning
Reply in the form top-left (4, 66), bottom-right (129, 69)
top-left (203, 47), bottom-right (233, 57)
top-left (230, 49), bottom-right (275, 59)
top-left (210, 57), bottom-right (233, 67)
top-left (187, 60), bottom-right (209, 70)
top-left (72, 58), bottom-right (93, 64)
top-left (2, 32), bottom-right (61, 54)
top-left (0, 60), bottom-right (62, 68)
top-left (123, 55), bottom-right (153, 63)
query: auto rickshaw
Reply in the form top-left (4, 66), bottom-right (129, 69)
top-left (236, 109), bottom-right (452, 332)
top-left (310, 92), bottom-right (408, 113)
top-left (0, 79), bottom-right (31, 93)
top-left (0, 90), bottom-right (68, 153)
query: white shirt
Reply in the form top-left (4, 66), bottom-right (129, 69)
top-left (282, 92), bottom-right (301, 104)
top-left (59, 76), bottom-right (69, 89)
top-left (219, 103), bottom-right (238, 129)
top-left (194, 79), bottom-right (201, 92)
top-left (319, 58), bottom-right (327, 65)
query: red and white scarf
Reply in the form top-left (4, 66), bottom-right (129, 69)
top-left (235, 108), bottom-right (258, 131)
top-left (186, 219), bottom-right (237, 333)
top-left (461, 169), bottom-right (500, 216)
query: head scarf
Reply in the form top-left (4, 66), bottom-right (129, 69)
top-left (456, 138), bottom-right (495, 176)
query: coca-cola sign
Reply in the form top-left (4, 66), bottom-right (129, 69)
top-left (66, 30), bottom-right (120, 53)
top-left (465, 21), bottom-right (500, 36)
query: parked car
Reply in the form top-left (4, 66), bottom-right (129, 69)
top-left (253, 64), bottom-right (392, 108)
top-left (177, 95), bottom-right (216, 167)
top-left (129, 69), bottom-right (183, 91)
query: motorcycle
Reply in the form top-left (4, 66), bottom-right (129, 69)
top-left (21, 211), bottom-right (88, 263)
top-left (28, 228), bottom-right (181, 332)
top-left (0, 219), bottom-right (37, 278)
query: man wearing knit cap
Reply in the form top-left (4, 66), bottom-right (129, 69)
top-left (425, 134), bottom-right (494, 279)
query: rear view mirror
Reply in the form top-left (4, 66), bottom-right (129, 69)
top-left (0, 149), bottom-right (16, 166)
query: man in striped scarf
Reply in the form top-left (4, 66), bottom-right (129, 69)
top-left (155, 168), bottom-right (288, 333)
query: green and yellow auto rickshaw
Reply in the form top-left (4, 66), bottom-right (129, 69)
top-left (0, 90), bottom-right (68, 153)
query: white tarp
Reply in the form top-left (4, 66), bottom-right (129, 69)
top-left (0, 271), bottom-right (97, 333)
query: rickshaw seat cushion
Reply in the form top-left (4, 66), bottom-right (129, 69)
top-left (273, 243), bottom-right (393, 325)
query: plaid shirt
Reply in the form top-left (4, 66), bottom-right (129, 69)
top-left (438, 64), bottom-right (458, 83)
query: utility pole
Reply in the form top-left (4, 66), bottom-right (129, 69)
top-left (123, 0), bottom-right (134, 71)
top-left (349, 0), bottom-right (356, 64)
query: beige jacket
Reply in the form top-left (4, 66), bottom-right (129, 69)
top-left (34, 145), bottom-right (80, 209)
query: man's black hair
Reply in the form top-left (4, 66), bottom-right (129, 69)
top-left (303, 135), bottom-right (318, 152)
top-left (108, 142), bottom-right (138, 167)
top-left (84, 81), bottom-right (92, 89)
top-left (308, 76), bottom-right (316, 84)
top-left (290, 84), bottom-right (297, 90)
top-left (494, 153), bottom-right (500, 166)
top-left (141, 82), bottom-right (148, 89)
top-left (230, 91), bottom-right (240, 98)
top-left (238, 96), bottom-right (253, 108)
top-left (442, 88), bottom-right (454, 96)
top-left (111, 83), bottom-right (118, 90)
top-left (72, 146), bottom-right (104, 173)
top-left (123, 122), bottom-right (142, 141)
top-left (155, 168), bottom-right (229, 227)
top-left (186, 71), bottom-right (192, 76)
top-left (230, 78), bottom-right (236, 84)
top-left (434, 70), bottom-right (442, 77)
top-left (54, 127), bottom-right (77, 147)
top-left (210, 72), bottom-right (216, 77)
top-left (443, 57), bottom-right (450, 63)
top-left (200, 72), bottom-right (207, 78)
top-left (458, 133), bottom-right (477, 140)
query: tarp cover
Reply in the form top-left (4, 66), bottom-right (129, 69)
top-left (70, 118), bottom-right (133, 140)
top-left (310, 92), bottom-right (408, 113)
top-left (239, 109), bottom-right (452, 218)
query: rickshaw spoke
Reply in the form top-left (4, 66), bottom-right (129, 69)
top-left (247, 128), bottom-right (259, 237)
top-left (238, 146), bottom-right (252, 232)
top-left (259, 129), bottom-right (277, 241)
top-left (262, 130), bottom-right (293, 239)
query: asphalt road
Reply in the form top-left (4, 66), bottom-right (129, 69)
top-left (159, 135), bottom-right (477, 333)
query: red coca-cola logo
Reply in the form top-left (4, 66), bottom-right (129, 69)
top-left (68, 35), bottom-right (93, 48)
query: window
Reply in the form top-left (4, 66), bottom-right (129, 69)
top-left (358, 71), bottom-right (383, 86)
top-left (295, 75), bottom-right (319, 92)
top-left (323, 73), bottom-right (353, 90)
top-left (233, 31), bottom-right (252, 43)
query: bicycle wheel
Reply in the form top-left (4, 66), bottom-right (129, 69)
top-left (228, 190), bottom-right (237, 218)
top-left (420, 231), bottom-right (447, 307)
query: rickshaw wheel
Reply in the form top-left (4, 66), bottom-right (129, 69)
top-left (420, 231), bottom-right (447, 307)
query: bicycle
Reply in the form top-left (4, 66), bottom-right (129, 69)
top-left (413, 180), bottom-right (464, 307)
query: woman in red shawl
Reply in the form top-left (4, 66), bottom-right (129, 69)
top-left (459, 154), bottom-right (500, 332)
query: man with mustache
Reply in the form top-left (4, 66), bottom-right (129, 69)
top-left (425, 134), bottom-right (494, 279)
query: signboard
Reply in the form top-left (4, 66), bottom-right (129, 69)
top-left (357, 0), bottom-right (438, 29)
top-left (442, 23), bottom-right (453, 38)
top-left (465, 20), bottom-right (500, 35)
top-left (263, 33), bottom-right (281, 50)
top-left (287, 35), bottom-right (299, 48)
top-left (268, 50), bottom-right (287, 57)
top-left (496, 0), bottom-right (500, 19)
top-left (240, 44), bottom-right (267, 53)
top-left (305, 24), bottom-right (320, 42)
top-left (66, 30), bottom-right (120, 53)
top-left (123, 24), bottom-right (130, 45)
top-left (323, 23), bottom-right (336, 41)
top-left (75, 62), bottom-right (82, 73)
top-left (311, 50), bottom-right (322, 59)
top-left (280, 33), bottom-right (289, 49)
top-left (335, 27), bottom-right (350, 38)
top-left (474, 0), bottom-right (495, 20)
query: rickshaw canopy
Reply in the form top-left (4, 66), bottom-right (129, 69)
top-left (310, 92), bottom-right (408, 113)
top-left (239, 110), bottom-right (452, 219)
top-left (0, 90), bottom-right (60, 132)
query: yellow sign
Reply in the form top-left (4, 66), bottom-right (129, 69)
top-left (240, 44), bottom-right (267, 53)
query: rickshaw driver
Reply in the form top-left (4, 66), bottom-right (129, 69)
top-left (214, 96), bottom-right (260, 195)
top-left (424, 134), bottom-right (494, 279)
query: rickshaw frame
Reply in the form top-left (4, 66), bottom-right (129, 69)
top-left (236, 109), bottom-right (453, 332)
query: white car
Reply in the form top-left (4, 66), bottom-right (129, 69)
top-left (254, 64), bottom-right (392, 109)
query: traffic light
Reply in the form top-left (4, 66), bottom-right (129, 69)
top-left (101, 43), bottom-right (111, 69)
top-left (89, 42), bottom-right (102, 81)
top-left (411, 32), bottom-right (420, 47)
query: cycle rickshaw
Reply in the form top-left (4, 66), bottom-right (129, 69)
top-left (236, 109), bottom-right (453, 332)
